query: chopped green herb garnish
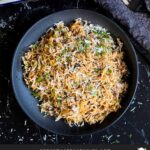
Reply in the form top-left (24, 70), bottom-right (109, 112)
top-left (50, 89), bottom-right (55, 98)
top-left (45, 73), bottom-right (49, 80)
top-left (66, 56), bottom-right (72, 62)
top-left (36, 76), bottom-right (43, 82)
top-left (87, 85), bottom-right (93, 91)
top-left (53, 31), bottom-right (59, 38)
top-left (93, 28), bottom-right (109, 38)
top-left (92, 90), bottom-right (97, 96)
top-left (32, 92), bottom-right (39, 98)
top-left (24, 63), bottom-right (29, 69)
top-left (56, 55), bottom-right (62, 62)
top-left (78, 46), bottom-right (85, 52)
top-left (84, 42), bottom-right (90, 48)
top-left (101, 31), bottom-right (109, 38)
top-left (61, 49), bottom-right (67, 55)
top-left (93, 28), bottom-right (99, 34)
top-left (30, 44), bottom-right (37, 49)
top-left (95, 46), bottom-right (106, 56)
top-left (107, 68), bottom-right (112, 74)
top-left (34, 61), bottom-right (38, 68)
top-left (77, 39), bottom-right (90, 52)
top-left (57, 97), bottom-right (62, 105)
top-left (108, 47), bottom-right (113, 52)
top-left (84, 39), bottom-right (91, 44)
top-left (93, 68), bottom-right (101, 73)
top-left (73, 81), bottom-right (79, 87)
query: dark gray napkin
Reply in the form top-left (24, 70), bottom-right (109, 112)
top-left (145, 0), bottom-right (150, 13)
top-left (95, 0), bottom-right (150, 63)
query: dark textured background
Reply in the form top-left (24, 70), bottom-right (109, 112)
top-left (0, 0), bottom-right (150, 144)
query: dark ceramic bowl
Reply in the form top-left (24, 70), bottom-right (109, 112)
top-left (11, 9), bottom-right (138, 135)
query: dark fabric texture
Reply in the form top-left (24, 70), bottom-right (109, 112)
top-left (145, 0), bottom-right (150, 13)
top-left (94, 0), bottom-right (150, 63)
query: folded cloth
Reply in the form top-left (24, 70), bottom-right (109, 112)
top-left (94, 0), bottom-right (150, 63)
top-left (145, 0), bottom-right (150, 13)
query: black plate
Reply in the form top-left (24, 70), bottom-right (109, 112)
top-left (11, 9), bottom-right (138, 136)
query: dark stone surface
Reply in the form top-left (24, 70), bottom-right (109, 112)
top-left (0, 0), bottom-right (150, 144)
